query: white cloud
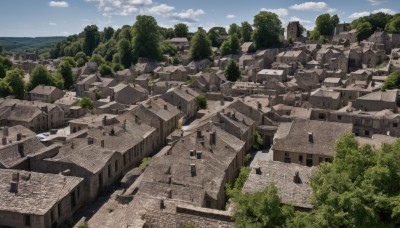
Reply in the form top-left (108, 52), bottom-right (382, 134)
top-left (169, 9), bottom-right (205, 23)
top-left (289, 16), bottom-right (312, 24)
top-left (348, 11), bottom-right (370, 19)
top-left (260, 8), bottom-right (288, 18)
top-left (49, 22), bottom-right (57, 26)
top-left (226, 14), bottom-right (236, 19)
top-left (147, 4), bottom-right (174, 14)
top-left (86, 0), bottom-right (155, 16)
top-left (372, 8), bottom-right (396, 15)
top-left (49, 1), bottom-right (69, 7)
top-left (289, 2), bottom-right (335, 12)
top-left (368, 0), bottom-right (386, 5)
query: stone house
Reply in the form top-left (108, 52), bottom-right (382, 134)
top-left (68, 114), bottom-right (118, 133)
top-left (276, 50), bottom-right (309, 65)
top-left (134, 74), bottom-right (151, 90)
top-left (54, 92), bottom-right (80, 117)
top-left (345, 48), bottom-right (362, 72)
top-left (362, 48), bottom-right (381, 68)
top-left (152, 81), bottom-right (185, 95)
top-left (241, 42), bottom-right (255, 53)
top-left (161, 86), bottom-right (199, 120)
top-left (272, 119), bottom-right (352, 166)
top-left (29, 85), bottom-right (65, 103)
top-left (255, 69), bottom-right (286, 83)
top-left (309, 88), bottom-right (341, 110)
top-left (169, 37), bottom-right (189, 50)
top-left (287, 21), bottom-right (300, 40)
top-left (154, 65), bottom-right (188, 82)
top-left (332, 82), bottom-right (381, 106)
top-left (0, 99), bottom-right (65, 133)
top-left (332, 29), bottom-right (357, 45)
top-left (294, 70), bottom-right (321, 90)
top-left (110, 83), bottom-right (149, 105)
top-left (114, 68), bottom-right (137, 84)
top-left (76, 74), bottom-right (117, 98)
top-left (190, 72), bottom-right (226, 93)
top-left (0, 169), bottom-right (84, 228)
top-left (243, 160), bottom-right (314, 210)
top-left (352, 90), bottom-right (398, 113)
top-left (323, 77), bottom-right (342, 87)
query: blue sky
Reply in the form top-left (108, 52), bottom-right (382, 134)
top-left (0, 0), bottom-right (398, 37)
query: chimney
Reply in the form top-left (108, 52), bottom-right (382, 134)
top-left (167, 189), bottom-right (172, 198)
top-left (123, 119), bottom-right (127, 131)
top-left (293, 171), bottom-right (301, 184)
top-left (18, 144), bottom-right (24, 157)
top-left (220, 99), bottom-right (225, 105)
top-left (164, 104), bottom-right (168, 110)
top-left (10, 182), bottom-right (18, 193)
top-left (190, 164), bottom-right (196, 177)
top-left (88, 137), bottom-right (94, 145)
top-left (12, 172), bottom-right (19, 182)
top-left (308, 132), bottom-right (313, 143)
top-left (257, 102), bottom-right (262, 110)
top-left (3, 127), bottom-right (8, 137)
top-left (255, 167), bottom-right (262, 175)
top-left (135, 115), bottom-right (141, 125)
top-left (71, 142), bottom-right (74, 149)
top-left (160, 199), bottom-right (165, 209)
top-left (2, 137), bottom-right (7, 145)
top-left (101, 140), bottom-right (105, 148)
top-left (210, 131), bottom-right (216, 145)
top-left (102, 116), bottom-right (107, 126)
top-left (16, 133), bottom-right (21, 141)
top-left (196, 151), bottom-right (202, 159)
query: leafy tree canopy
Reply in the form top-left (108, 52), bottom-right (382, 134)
top-left (174, 23), bottom-right (189, 38)
top-left (190, 28), bottom-right (213, 61)
top-left (224, 60), bottom-right (241, 82)
top-left (252, 11), bottom-right (283, 49)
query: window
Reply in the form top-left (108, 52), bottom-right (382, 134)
top-left (299, 155), bottom-right (303, 163)
top-left (319, 157), bottom-right (324, 163)
top-left (108, 164), bottom-right (112, 177)
top-left (318, 113), bottom-right (325, 120)
top-left (206, 200), bottom-right (212, 208)
top-left (284, 152), bottom-right (289, 157)
top-left (284, 157), bottom-right (291, 163)
top-left (365, 130), bottom-right (370, 136)
top-left (393, 123), bottom-right (398, 128)
top-left (337, 115), bottom-right (342, 120)
top-left (25, 215), bottom-right (31, 226)
top-left (307, 154), bottom-right (313, 158)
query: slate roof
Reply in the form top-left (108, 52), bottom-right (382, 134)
top-left (357, 90), bottom-right (398, 102)
top-left (0, 169), bottom-right (82, 215)
top-left (29, 85), bottom-right (60, 95)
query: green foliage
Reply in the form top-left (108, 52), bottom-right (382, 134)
top-left (59, 61), bottom-right (74, 89)
top-left (82, 25), bottom-right (100, 56)
top-left (228, 23), bottom-right (242, 40)
top-left (196, 93), bottom-right (207, 109)
top-left (356, 22), bottom-right (373, 42)
top-left (288, 36), bottom-right (294, 44)
top-left (49, 72), bottom-right (64, 89)
top-left (0, 63), bottom-right (5, 78)
top-left (118, 39), bottom-right (134, 68)
top-left (74, 51), bottom-right (88, 67)
top-left (224, 60), bottom-right (241, 82)
top-left (112, 63), bottom-right (124, 72)
top-left (0, 57), bottom-right (13, 70)
top-left (79, 97), bottom-right (94, 109)
top-left (78, 222), bottom-right (89, 228)
top-left (183, 223), bottom-right (195, 228)
top-left (382, 70), bottom-right (400, 90)
top-left (252, 131), bottom-right (264, 150)
top-left (221, 34), bottom-right (240, 56)
top-left (186, 76), bottom-right (197, 85)
top-left (174, 23), bottom-right (189, 38)
top-left (90, 54), bottom-right (105, 66)
top-left (386, 15), bottom-right (400, 33)
top-left (241, 21), bottom-right (253, 43)
top-left (102, 27), bottom-right (115, 42)
top-left (309, 30), bottom-right (321, 40)
top-left (297, 24), bottom-right (306, 37)
top-left (0, 78), bottom-right (13, 97)
top-left (61, 56), bottom-right (76, 67)
top-left (315, 13), bottom-right (339, 36)
top-left (160, 41), bottom-right (178, 56)
top-left (171, 56), bottom-right (180, 65)
top-left (252, 11), bottom-right (282, 50)
top-left (99, 63), bottom-right (113, 76)
top-left (29, 65), bottom-right (51, 89)
top-left (95, 91), bottom-right (102, 100)
top-left (190, 28), bottom-right (213, 61)
top-left (226, 167), bottom-right (251, 199)
top-left (5, 68), bottom-right (25, 99)
top-left (232, 184), bottom-right (294, 227)
top-left (132, 15), bottom-right (162, 61)
top-left (140, 157), bottom-right (152, 169)
top-left (0, 37), bottom-right (65, 57)
top-left (352, 12), bottom-right (393, 33)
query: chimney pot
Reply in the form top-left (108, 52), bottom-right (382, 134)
top-left (308, 132), bottom-right (313, 143)
top-left (10, 182), bottom-right (18, 193)
top-left (293, 171), bottom-right (301, 184)
top-left (210, 131), bottom-right (216, 145)
top-left (164, 104), bottom-right (168, 110)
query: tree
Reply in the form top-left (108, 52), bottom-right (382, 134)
top-left (82, 25), bottom-right (100, 56)
top-left (224, 60), bottom-right (241, 82)
top-left (298, 24), bottom-right (306, 37)
top-left (310, 29), bottom-right (321, 40)
top-left (226, 167), bottom-right (251, 199)
top-left (252, 11), bottom-right (282, 49)
top-left (79, 97), bottom-right (94, 109)
top-left (74, 51), bottom-right (88, 67)
top-left (29, 65), bottom-right (51, 89)
top-left (207, 29), bottom-right (221, 47)
top-left (253, 131), bottom-right (264, 150)
top-left (241, 21), bottom-right (253, 43)
top-left (5, 68), bottom-right (25, 99)
top-left (160, 41), bottom-right (178, 56)
top-left (196, 93), bottom-right (207, 109)
top-left (49, 72), bottom-right (64, 89)
top-left (220, 34), bottom-right (240, 56)
top-left (232, 184), bottom-right (294, 227)
top-left (90, 54), bottom-right (105, 66)
top-left (132, 15), bottom-right (162, 61)
top-left (99, 63), bottom-right (113, 76)
top-left (386, 16), bottom-right (400, 33)
top-left (220, 40), bottom-right (231, 56)
top-left (190, 28), bottom-right (213, 61)
top-left (356, 22), bottom-right (373, 42)
top-left (0, 78), bottom-right (12, 97)
top-left (61, 56), bottom-right (76, 67)
top-left (118, 39), bottom-right (134, 68)
top-left (228, 23), bottom-right (242, 39)
top-left (0, 63), bottom-right (5, 78)
top-left (102, 26), bottom-right (115, 42)
top-left (59, 61), bottom-right (74, 89)
top-left (315, 13), bottom-right (339, 36)
top-left (382, 70), bottom-right (400, 90)
top-left (174, 23), bottom-right (189, 38)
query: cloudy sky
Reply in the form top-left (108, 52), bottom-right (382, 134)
top-left (0, 0), bottom-right (398, 37)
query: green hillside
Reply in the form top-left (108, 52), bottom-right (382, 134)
top-left (0, 37), bottom-right (66, 58)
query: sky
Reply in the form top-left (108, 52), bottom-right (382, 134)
top-left (0, 0), bottom-right (399, 37)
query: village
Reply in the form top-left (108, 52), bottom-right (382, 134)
top-left (1, 8), bottom-right (400, 228)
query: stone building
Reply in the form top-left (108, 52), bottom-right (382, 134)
top-left (110, 83), bottom-right (149, 105)
top-left (29, 85), bottom-right (65, 103)
top-left (154, 65), bottom-right (188, 81)
top-left (352, 90), bottom-right (398, 113)
top-left (0, 169), bottom-right (83, 228)
top-left (161, 86), bottom-right (199, 120)
top-left (309, 88), bottom-right (341, 110)
top-left (287, 21), bottom-right (300, 40)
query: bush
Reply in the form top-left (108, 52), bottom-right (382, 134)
top-left (140, 157), bottom-right (151, 169)
top-left (253, 131), bottom-right (264, 150)
top-left (79, 97), bottom-right (94, 109)
top-left (382, 70), bottom-right (400, 90)
top-left (196, 94), bottom-right (207, 109)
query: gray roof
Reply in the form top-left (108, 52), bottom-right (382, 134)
top-left (243, 160), bottom-right (314, 209)
top-left (0, 169), bottom-right (82, 215)
top-left (357, 90), bottom-right (398, 102)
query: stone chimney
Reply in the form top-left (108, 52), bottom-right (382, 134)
top-left (101, 140), bottom-right (105, 148)
top-left (190, 164), bottom-right (196, 177)
top-left (160, 199), bottom-right (165, 209)
top-left (196, 151), bottom-right (202, 159)
top-left (210, 131), bottom-right (216, 145)
top-left (16, 133), bottom-right (22, 141)
top-left (18, 144), bottom-right (24, 157)
top-left (3, 126), bottom-right (8, 137)
top-left (12, 172), bottom-right (19, 182)
top-left (167, 189), bottom-right (172, 198)
top-left (308, 132), bottom-right (313, 143)
top-left (164, 104), bottom-right (168, 110)
top-left (2, 137), bottom-right (7, 145)
top-left (123, 119), bottom-right (127, 131)
top-left (220, 99), bottom-right (225, 106)
top-left (293, 171), bottom-right (301, 184)
top-left (10, 181), bottom-right (18, 193)
top-left (257, 102), bottom-right (262, 110)
top-left (102, 116), bottom-right (107, 126)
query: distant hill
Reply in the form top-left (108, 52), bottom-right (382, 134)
top-left (0, 37), bottom-right (66, 58)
